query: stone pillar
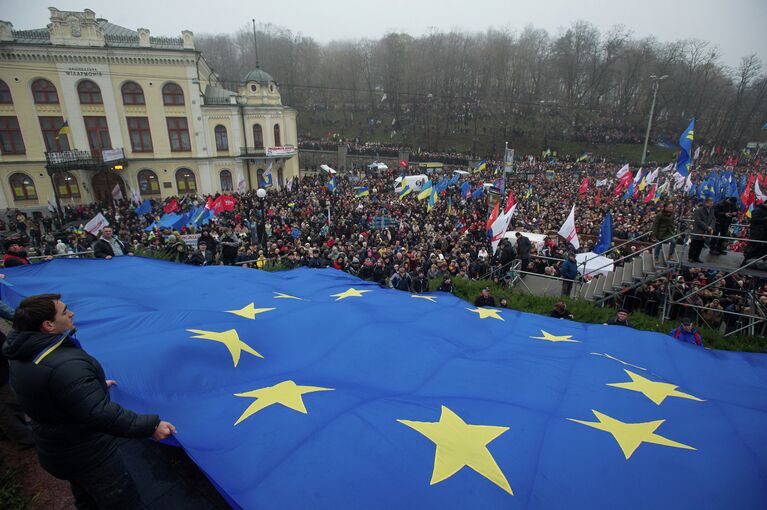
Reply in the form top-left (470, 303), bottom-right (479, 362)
top-left (337, 145), bottom-right (348, 172)
top-left (0, 21), bottom-right (13, 42)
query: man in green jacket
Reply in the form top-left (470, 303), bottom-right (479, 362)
top-left (652, 203), bottom-right (677, 264)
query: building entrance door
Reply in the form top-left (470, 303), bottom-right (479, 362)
top-left (91, 171), bottom-right (126, 202)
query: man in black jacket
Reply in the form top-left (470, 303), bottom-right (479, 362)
top-left (2, 293), bottom-right (175, 508)
top-left (711, 197), bottom-right (738, 255)
top-left (688, 198), bottom-right (715, 263)
top-left (186, 241), bottom-right (214, 266)
top-left (92, 227), bottom-right (133, 259)
top-left (515, 233), bottom-right (531, 277)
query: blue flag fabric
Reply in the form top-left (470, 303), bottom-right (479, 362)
top-left (461, 181), bottom-right (470, 198)
top-left (135, 200), bottom-right (152, 215)
top-left (156, 212), bottom-right (181, 229)
top-left (471, 187), bottom-right (484, 200)
top-left (675, 118), bottom-right (695, 177)
top-left (594, 211), bottom-right (612, 254)
top-left (3, 258), bottom-right (767, 510)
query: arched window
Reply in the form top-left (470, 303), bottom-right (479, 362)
top-left (121, 81), bottom-right (145, 105)
top-left (252, 124), bottom-right (263, 149)
top-left (277, 167), bottom-right (284, 187)
top-left (137, 169), bottom-right (160, 195)
top-left (77, 80), bottom-right (102, 104)
top-left (175, 168), bottom-right (197, 193)
top-left (273, 124), bottom-right (281, 146)
top-left (214, 125), bottom-right (228, 151)
top-left (162, 83), bottom-right (184, 106)
top-left (31, 79), bottom-right (59, 104)
top-left (220, 169), bottom-right (233, 192)
top-left (54, 172), bottom-right (81, 199)
top-left (9, 173), bottom-right (37, 201)
top-left (0, 80), bottom-right (12, 104)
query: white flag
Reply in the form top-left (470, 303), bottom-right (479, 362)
top-left (694, 146), bottom-right (701, 160)
top-left (47, 200), bottom-right (56, 212)
top-left (489, 204), bottom-right (517, 254)
top-left (633, 168), bottom-right (644, 183)
top-left (646, 167), bottom-right (660, 185)
top-left (616, 164), bottom-right (630, 178)
top-left (595, 178), bottom-right (609, 187)
top-left (756, 179), bottom-right (767, 202)
top-left (263, 162), bottom-right (274, 188)
top-left (237, 173), bottom-right (246, 194)
top-left (286, 176), bottom-right (294, 193)
top-left (111, 184), bottom-right (123, 201)
top-left (557, 205), bottom-right (580, 250)
top-left (84, 212), bottom-right (109, 235)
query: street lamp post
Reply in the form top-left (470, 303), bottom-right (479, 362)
top-left (641, 74), bottom-right (668, 165)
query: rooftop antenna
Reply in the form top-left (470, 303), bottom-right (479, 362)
top-left (252, 18), bottom-right (260, 69)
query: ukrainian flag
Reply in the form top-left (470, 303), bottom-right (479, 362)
top-left (427, 186), bottom-right (438, 212)
top-left (476, 160), bottom-right (487, 173)
top-left (417, 180), bottom-right (433, 200)
top-left (399, 184), bottom-right (412, 200)
top-left (355, 186), bottom-right (370, 198)
top-left (56, 120), bottom-right (70, 140)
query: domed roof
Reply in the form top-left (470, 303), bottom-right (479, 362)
top-left (242, 67), bottom-right (275, 84)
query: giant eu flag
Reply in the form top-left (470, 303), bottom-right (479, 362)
top-left (2, 258), bottom-right (767, 509)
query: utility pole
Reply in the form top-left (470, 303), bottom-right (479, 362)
top-left (641, 74), bottom-right (668, 165)
top-left (252, 19), bottom-right (259, 68)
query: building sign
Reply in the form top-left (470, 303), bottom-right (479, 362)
top-left (64, 66), bottom-right (103, 77)
top-left (265, 146), bottom-right (297, 157)
top-left (179, 234), bottom-right (201, 247)
top-left (102, 148), bottom-right (124, 162)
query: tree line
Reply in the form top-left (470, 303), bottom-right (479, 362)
top-left (197, 21), bottom-right (766, 155)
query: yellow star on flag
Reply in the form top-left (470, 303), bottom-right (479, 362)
top-left (226, 303), bottom-right (275, 320)
top-left (530, 330), bottom-right (578, 343)
top-left (331, 288), bottom-right (371, 301)
top-left (466, 307), bottom-right (504, 321)
top-left (607, 369), bottom-right (705, 406)
top-left (186, 329), bottom-right (263, 367)
top-left (398, 405), bottom-right (513, 495)
top-left (274, 292), bottom-right (303, 300)
top-left (568, 410), bottom-right (695, 460)
top-left (233, 380), bottom-right (334, 426)
top-left (411, 295), bottom-right (437, 302)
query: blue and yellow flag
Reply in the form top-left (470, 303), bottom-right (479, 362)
top-left (676, 118), bottom-right (695, 177)
top-left (427, 186), bottom-right (438, 212)
top-left (399, 184), bottom-right (412, 200)
top-left (354, 186), bottom-right (370, 198)
top-left (326, 176), bottom-right (337, 193)
top-left (417, 180), bottom-right (433, 200)
top-left (3, 258), bottom-right (767, 509)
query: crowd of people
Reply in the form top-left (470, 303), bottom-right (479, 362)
top-left (2, 156), bottom-right (766, 339)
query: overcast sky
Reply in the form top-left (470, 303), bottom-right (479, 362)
top-left (4, 0), bottom-right (765, 68)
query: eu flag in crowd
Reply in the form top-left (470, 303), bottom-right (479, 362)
top-left (135, 199), bottom-right (152, 215)
top-left (3, 258), bottom-right (767, 509)
top-left (593, 211), bottom-right (612, 254)
top-left (676, 118), bottom-right (695, 177)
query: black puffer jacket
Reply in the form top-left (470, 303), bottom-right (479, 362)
top-left (2, 330), bottom-right (159, 479)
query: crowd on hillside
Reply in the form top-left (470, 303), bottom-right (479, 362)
top-left (2, 158), bottom-right (766, 335)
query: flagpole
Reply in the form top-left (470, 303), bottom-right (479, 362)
top-left (641, 74), bottom-right (668, 165)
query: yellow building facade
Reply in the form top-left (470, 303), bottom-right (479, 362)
top-left (0, 7), bottom-right (299, 212)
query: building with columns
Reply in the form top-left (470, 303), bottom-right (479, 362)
top-left (0, 7), bottom-right (298, 212)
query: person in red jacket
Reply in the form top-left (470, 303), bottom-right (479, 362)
top-left (3, 240), bottom-right (31, 267)
top-left (669, 317), bottom-right (703, 346)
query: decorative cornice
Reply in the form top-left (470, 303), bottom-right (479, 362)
top-left (0, 46), bottom-right (197, 67)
